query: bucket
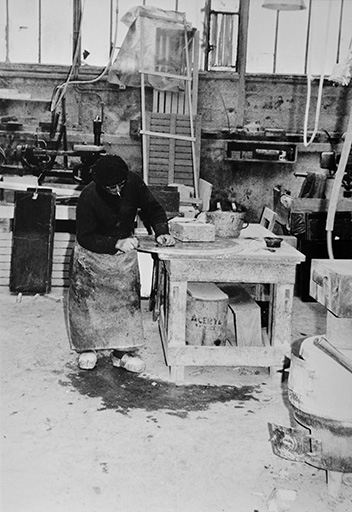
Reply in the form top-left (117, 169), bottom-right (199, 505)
top-left (206, 211), bottom-right (248, 238)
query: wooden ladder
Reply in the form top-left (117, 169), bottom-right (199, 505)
top-left (140, 22), bottom-right (201, 197)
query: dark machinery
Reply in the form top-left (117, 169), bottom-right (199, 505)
top-left (13, 99), bottom-right (105, 185)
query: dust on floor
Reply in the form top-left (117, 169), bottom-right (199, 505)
top-left (0, 290), bottom-right (351, 512)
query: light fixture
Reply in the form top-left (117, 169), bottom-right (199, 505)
top-left (262, 0), bottom-right (306, 10)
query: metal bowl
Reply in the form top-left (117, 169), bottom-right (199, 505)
top-left (264, 237), bottom-right (283, 248)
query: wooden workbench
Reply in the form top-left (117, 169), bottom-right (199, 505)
top-left (138, 224), bottom-right (306, 383)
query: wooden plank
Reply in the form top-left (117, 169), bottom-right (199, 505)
top-left (10, 191), bottom-right (55, 294)
top-left (53, 248), bottom-right (74, 257)
top-left (177, 91), bottom-right (185, 114)
top-left (0, 232), bottom-right (12, 240)
top-left (52, 260), bottom-right (71, 268)
top-left (149, 156), bottom-right (170, 165)
top-left (148, 165), bottom-right (169, 173)
top-left (52, 269), bottom-right (70, 278)
top-left (0, 204), bottom-right (76, 221)
top-left (0, 252), bottom-right (11, 261)
top-left (168, 114), bottom-right (176, 183)
top-left (54, 233), bottom-right (75, 241)
top-left (291, 198), bottom-right (352, 213)
top-left (175, 140), bottom-right (192, 148)
top-left (53, 241), bottom-right (75, 249)
top-left (164, 92), bottom-right (172, 113)
top-left (53, 253), bottom-right (71, 262)
top-left (149, 178), bottom-right (169, 186)
top-left (149, 146), bottom-right (170, 155)
top-left (52, 278), bottom-right (69, 287)
top-left (219, 284), bottom-right (263, 347)
top-left (167, 345), bottom-right (284, 367)
top-left (175, 146), bottom-right (192, 155)
top-left (0, 243), bottom-right (11, 252)
top-left (174, 158), bottom-right (194, 166)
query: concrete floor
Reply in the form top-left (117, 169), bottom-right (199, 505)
top-left (0, 289), bottom-right (351, 512)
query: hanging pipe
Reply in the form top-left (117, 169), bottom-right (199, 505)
top-left (303, 0), bottom-right (332, 147)
top-left (51, 0), bottom-right (120, 112)
top-left (326, 102), bottom-right (352, 259)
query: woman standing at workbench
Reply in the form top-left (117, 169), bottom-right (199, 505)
top-left (67, 154), bottom-right (175, 371)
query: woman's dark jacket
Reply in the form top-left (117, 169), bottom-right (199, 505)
top-left (76, 172), bottom-right (169, 254)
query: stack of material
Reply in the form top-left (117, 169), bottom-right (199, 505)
top-left (169, 218), bottom-right (215, 242)
top-left (219, 284), bottom-right (264, 347)
top-left (186, 282), bottom-right (228, 346)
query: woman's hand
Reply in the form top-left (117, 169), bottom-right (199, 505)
top-left (115, 237), bottom-right (139, 253)
top-left (156, 234), bottom-right (175, 247)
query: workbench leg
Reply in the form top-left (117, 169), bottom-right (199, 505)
top-left (268, 283), bottom-right (294, 387)
top-left (167, 279), bottom-right (188, 385)
top-left (327, 471), bottom-right (343, 499)
top-left (268, 365), bottom-right (284, 387)
top-left (169, 365), bottom-right (185, 385)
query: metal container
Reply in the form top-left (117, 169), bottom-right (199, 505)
top-left (288, 335), bottom-right (352, 472)
top-left (205, 211), bottom-right (247, 238)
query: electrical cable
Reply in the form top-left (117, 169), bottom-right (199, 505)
top-left (50, 1), bottom-right (119, 113)
top-left (303, 0), bottom-right (332, 147)
top-left (326, 103), bottom-right (352, 259)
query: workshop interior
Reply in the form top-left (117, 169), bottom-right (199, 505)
top-left (1, 1), bottom-right (352, 511)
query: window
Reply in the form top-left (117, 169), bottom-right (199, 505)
top-left (205, 0), bottom-right (240, 70)
top-left (1, 0), bottom-right (350, 77)
top-left (247, 0), bottom-right (352, 75)
top-left (204, 0), bottom-right (351, 76)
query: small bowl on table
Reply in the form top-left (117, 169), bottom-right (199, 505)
top-left (264, 237), bottom-right (283, 248)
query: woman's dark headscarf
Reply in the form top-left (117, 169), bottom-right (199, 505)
top-left (92, 155), bottom-right (129, 186)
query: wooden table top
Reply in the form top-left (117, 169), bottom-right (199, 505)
top-left (137, 224), bottom-right (305, 263)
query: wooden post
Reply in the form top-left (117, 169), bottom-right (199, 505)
top-left (236, 0), bottom-right (250, 127)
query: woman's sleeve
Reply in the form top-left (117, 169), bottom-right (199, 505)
top-left (76, 194), bottom-right (118, 254)
top-left (137, 179), bottom-right (170, 238)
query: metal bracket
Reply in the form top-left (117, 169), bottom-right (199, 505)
top-left (268, 422), bottom-right (322, 465)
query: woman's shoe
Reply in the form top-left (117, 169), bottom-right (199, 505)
top-left (78, 351), bottom-right (97, 370)
top-left (110, 350), bottom-right (146, 373)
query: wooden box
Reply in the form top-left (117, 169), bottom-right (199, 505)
top-left (186, 282), bottom-right (228, 346)
top-left (310, 259), bottom-right (352, 318)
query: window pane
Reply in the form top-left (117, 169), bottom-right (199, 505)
top-left (81, 0), bottom-right (111, 66)
top-left (116, 0), bottom-right (143, 50)
top-left (8, 0), bottom-right (39, 63)
top-left (339, 0), bottom-right (352, 62)
top-left (41, 0), bottom-right (73, 65)
top-left (144, 0), bottom-right (177, 11)
top-left (0, 0), bottom-right (6, 62)
top-left (209, 12), bottom-right (238, 68)
top-left (276, 9), bottom-right (309, 74)
top-left (308, 0), bottom-right (343, 75)
top-left (247, 0), bottom-right (276, 73)
top-left (178, 0), bottom-right (203, 30)
top-left (212, 0), bottom-right (239, 12)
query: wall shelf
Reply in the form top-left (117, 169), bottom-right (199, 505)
top-left (225, 140), bottom-right (297, 164)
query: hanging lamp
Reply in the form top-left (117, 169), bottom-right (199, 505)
top-left (262, 0), bottom-right (306, 10)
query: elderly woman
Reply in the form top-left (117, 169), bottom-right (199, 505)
top-left (67, 155), bottom-right (174, 371)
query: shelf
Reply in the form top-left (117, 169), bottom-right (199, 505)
top-left (225, 140), bottom-right (297, 164)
